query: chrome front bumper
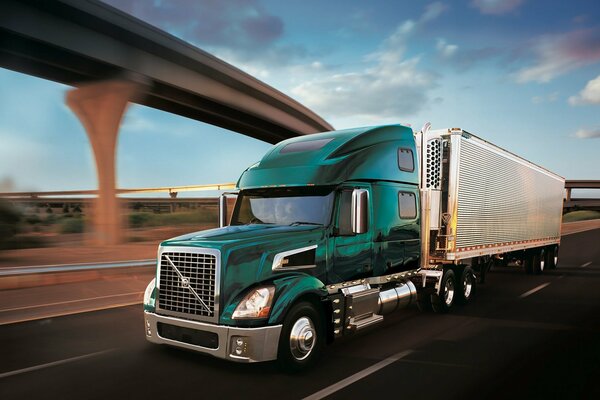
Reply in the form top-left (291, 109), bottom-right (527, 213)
top-left (144, 311), bottom-right (282, 363)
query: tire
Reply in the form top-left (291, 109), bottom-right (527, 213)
top-left (431, 269), bottom-right (456, 313)
top-left (277, 301), bottom-right (325, 372)
top-left (533, 250), bottom-right (544, 275)
top-left (546, 246), bottom-right (558, 270)
top-left (456, 266), bottom-right (476, 304)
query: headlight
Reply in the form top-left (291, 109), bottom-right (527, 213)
top-left (144, 278), bottom-right (156, 306)
top-left (232, 286), bottom-right (275, 319)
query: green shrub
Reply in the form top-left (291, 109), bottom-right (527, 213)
top-left (128, 207), bottom-right (217, 228)
top-left (0, 200), bottom-right (21, 248)
top-left (43, 214), bottom-right (58, 225)
top-left (25, 214), bottom-right (42, 224)
top-left (58, 217), bottom-right (84, 234)
top-left (129, 212), bottom-right (153, 228)
top-left (3, 236), bottom-right (48, 249)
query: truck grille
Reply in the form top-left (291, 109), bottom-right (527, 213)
top-left (157, 250), bottom-right (217, 320)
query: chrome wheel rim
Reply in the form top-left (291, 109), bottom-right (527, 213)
top-left (444, 278), bottom-right (455, 306)
top-left (289, 316), bottom-right (316, 361)
top-left (463, 273), bottom-right (473, 299)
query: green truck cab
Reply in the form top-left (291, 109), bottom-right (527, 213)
top-left (143, 123), bottom-right (564, 370)
top-left (144, 124), bottom-right (423, 369)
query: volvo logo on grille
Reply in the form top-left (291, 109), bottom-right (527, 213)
top-left (164, 254), bottom-right (210, 313)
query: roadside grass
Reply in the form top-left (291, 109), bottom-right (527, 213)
top-left (562, 210), bottom-right (600, 223)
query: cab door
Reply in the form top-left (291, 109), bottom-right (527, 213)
top-left (330, 184), bottom-right (373, 282)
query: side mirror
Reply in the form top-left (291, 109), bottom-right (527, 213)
top-left (219, 194), bottom-right (228, 228)
top-left (351, 189), bottom-right (368, 234)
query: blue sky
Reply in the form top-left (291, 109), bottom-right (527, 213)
top-left (1, 0), bottom-right (599, 195)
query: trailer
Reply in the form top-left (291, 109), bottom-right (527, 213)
top-left (143, 124), bottom-right (565, 369)
top-left (417, 126), bottom-right (563, 272)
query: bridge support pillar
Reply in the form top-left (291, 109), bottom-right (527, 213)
top-left (66, 80), bottom-right (142, 245)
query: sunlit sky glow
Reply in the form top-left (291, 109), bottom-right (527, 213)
top-left (0, 0), bottom-right (599, 194)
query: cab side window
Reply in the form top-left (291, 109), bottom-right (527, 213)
top-left (398, 148), bottom-right (414, 172)
top-left (398, 191), bottom-right (417, 219)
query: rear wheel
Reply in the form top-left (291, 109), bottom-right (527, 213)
top-left (546, 246), bottom-right (558, 269)
top-left (533, 250), bottom-right (544, 275)
top-left (277, 301), bottom-right (324, 372)
top-left (456, 266), bottom-right (476, 304)
top-left (431, 269), bottom-right (456, 313)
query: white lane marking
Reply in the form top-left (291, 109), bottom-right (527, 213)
top-left (0, 292), bottom-right (144, 313)
top-left (580, 262), bottom-right (592, 268)
top-left (519, 283), bottom-right (551, 299)
top-left (303, 350), bottom-right (413, 400)
top-left (0, 301), bottom-right (142, 326)
top-left (0, 349), bottom-right (115, 379)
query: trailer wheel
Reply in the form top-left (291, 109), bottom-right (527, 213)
top-left (533, 250), bottom-right (544, 275)
top-left (456, 266), bottom-right (476, 304)
top-left (431, 269), bottom-right (456, 313)
top-left (277, 301), bottom-right (325, 372)
top-left (546, 246), bottom-right (558, 269)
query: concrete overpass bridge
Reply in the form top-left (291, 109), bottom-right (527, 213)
top-left (564, 180), bottom-right (600, 211)
top-left (0, 0), bottom-right (333, 244)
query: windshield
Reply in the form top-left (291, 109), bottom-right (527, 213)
top-left (231, 187), bottom-right (334, 226)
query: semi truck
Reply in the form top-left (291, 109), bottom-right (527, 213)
top-left (143, 124), bottom-right (564, 370)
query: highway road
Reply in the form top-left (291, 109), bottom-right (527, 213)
top-left (1, 228), bottom-right (599, 400)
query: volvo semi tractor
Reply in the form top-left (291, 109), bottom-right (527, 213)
top-left (143, 124), bottom-right (564, 370)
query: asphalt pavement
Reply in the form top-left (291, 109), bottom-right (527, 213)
top-left (1, 228), bottom-right (599, 400)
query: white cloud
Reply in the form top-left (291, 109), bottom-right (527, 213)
top-left (514, 29), bottom-right (600, 84)
top-left (421, 2), bottom-right (448, 22)
top-left (471, 0), bottom-right (524, 15)
top-left (531, 91), bottom-right (559, 104)
top-left (569, 75), bottom-right (600, 105)
top-left (574, 128), bottom-right (600, 139)
top-left (289, 4), bottom-right (445, 121)
top-left (436, 38), bottom-right (458, 58)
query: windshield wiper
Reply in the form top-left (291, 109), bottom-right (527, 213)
top-left (289, 221), bottom-right (322, 226)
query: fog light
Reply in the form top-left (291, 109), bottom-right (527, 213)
top-left (230, 336), bottom-right (249, 357)
top-left (145, 319), bottom-right (152, 336)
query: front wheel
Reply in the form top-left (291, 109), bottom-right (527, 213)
top-left (431, 269), bottom-right (456, 313)
top-left (277, 301), bottom-right (325, 371)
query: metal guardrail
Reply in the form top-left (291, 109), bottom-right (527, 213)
top-left (0, 259), bottom-right (156, 277)
top-left (0, 183), bottom-right (237, 198)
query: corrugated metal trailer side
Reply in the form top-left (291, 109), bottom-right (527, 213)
top-left (421, 128), bottom-right (564, 263)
